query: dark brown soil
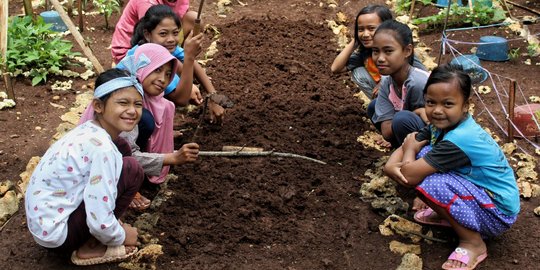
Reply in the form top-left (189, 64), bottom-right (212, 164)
top-left (0, 0), bottom-right (539, 269)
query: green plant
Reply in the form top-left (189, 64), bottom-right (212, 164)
top-left (413, 3), bottom-right (506, 31)
top-left (6, 16), bottom-right (80, 86)
top-left (393, 0), bottom-right (433, 16)
top-left (93, 0), bottom-right (121, 29)
top-left (508, 48), bottom-right (520, 60)
top-left (527, 42), bottom-right (540, 57)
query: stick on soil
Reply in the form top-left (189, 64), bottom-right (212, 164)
top-left (199, 150), bottom-right (327, 164)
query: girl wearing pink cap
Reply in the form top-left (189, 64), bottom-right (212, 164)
top-left (112, 0), bottom-right (195, 64)
top-left (81, 43), bottom-right (200, 210)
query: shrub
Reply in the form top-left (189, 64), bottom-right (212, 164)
top-left (6, 16), bottom-right (81, 86)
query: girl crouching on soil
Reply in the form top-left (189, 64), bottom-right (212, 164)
top-left (25, 69), bottom-right (145, 265)
top-left (80, 43), bottom-right (200, 210)
top-left (369, 20), bottom-right (430, 149)
top-left (384, 64), bottom-right (520, 270)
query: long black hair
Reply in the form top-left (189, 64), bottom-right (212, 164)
top-left (374, 20), bottom-right (415, 65)
top-left (353, 4), bottom-right (393, 50)
top-left (130, 4), bottom-right (182, 47)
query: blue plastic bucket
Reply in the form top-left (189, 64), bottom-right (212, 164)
top-left (40, 11), bottom-right (68, 32)
top-left (476, 36), bottom-right (509, 62)
top-left (450, 54), bottom-right (488, 84)
top-left (435, 0), bottom-right (463, 8)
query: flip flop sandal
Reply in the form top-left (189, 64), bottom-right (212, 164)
top-left (71, 245), bottom-right (138, 266)
top-left (442, 247), bottom-right (488, 270)
top-left (413, 208), bottom-right (451, 227)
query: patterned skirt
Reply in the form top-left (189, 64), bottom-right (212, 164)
top-left (415, 146), bottom-right (517, 238)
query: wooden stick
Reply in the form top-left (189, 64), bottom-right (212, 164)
top-left (22, 0), bottom-right (33, 17)
top-left (409, 0), bottom-right (416, 19)
top-left (78, 0), bottom-right (84, 32)
top-left (393, 227), bottom-right (448, 243)
top-left (49, 0), bottom-right (104, 73)
top-left (199, 151), bottom-right (327, 164)
top-left (0, 0), bottom-right (14, 100)
top-left (193, 0), bottom-right (206, 35)
top-left (507, 79), bottom-right (516, 142)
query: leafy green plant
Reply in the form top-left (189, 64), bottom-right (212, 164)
top-left (93, 0), bottom-right (121, 29)
top-left (393, 0), bottom-right (433, 16)
top-left (508, 48), bottom-right (520, 60)
top-left (6, 16), bottom-right (80, 86)
top-left (527, 42), bottom-right (540, 57)
top-left (413, 3), bottom-right (506, 31)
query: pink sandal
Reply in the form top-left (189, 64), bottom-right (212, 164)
top-left (413, 208), bottom-right (451, 227)
top-left (442, 247), bottom-right (487, 270)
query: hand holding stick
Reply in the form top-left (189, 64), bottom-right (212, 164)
top-left (193, 0), bottom-right (205, 36)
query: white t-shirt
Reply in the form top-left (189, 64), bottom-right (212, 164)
top-left (25, 121), bottom-right (125, 248)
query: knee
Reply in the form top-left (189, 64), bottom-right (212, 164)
top-left (392, 111), bottom-right (415, 127)
top-left (122, 157), bottom-right (144, 185)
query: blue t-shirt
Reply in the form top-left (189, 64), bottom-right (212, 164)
top-left (420, 115), bottom-right (520, 216)
top-left (117, 44), bottom-right (185, 95)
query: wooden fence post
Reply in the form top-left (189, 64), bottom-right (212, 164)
top-left (49, 0), bottom-right (104, 74)
top-left (507, 79), bottom-right (516, 142)
top-left (1, 0), bottom-right (15, 100)
top-left (22, 0), bottom-right (33, 17)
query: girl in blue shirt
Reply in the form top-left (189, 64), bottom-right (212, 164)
top-left (384, 64), bottom-right (520, 270)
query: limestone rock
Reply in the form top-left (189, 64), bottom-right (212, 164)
top-left (119, 244), bottom-right (163, 270)
top-left (396, 253), bottom-right (423, 270)
top-left (371, 197), bottom-right (409, 216)
top-left (18, 156), bottom-right (41, 194)
top-left (389, 240), bottom-right (421, 255)
top-left (0, 191), bottom-right (19, 225)
top-left (379, 214), bottom-right (423, 243)
top-left (0, 181), bottom-right (14, 196)
top-left (360, 175), bottom-right (397, 200)
top-left (534, 206), bottom-right (540, 216)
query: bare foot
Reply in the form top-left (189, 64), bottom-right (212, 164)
top-left (412, 197), bottom-right (428, 211)
top-left (129, 192), bottom-right (151, 211)
top-left (442, 242), bottom-right (487, 270)
top-left (374, 135), bottom-right (392, 148)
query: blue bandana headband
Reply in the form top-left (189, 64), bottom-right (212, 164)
top-left (93, 54), bottom-right (150, 98)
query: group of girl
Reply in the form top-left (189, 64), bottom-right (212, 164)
top-left (25, 0), bottom-right (222, 266)
top-left (24, 1), bottom-right (520, 269)
top-left (333, 4), bottom-right (520, 270)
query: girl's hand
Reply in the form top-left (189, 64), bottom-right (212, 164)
top-left (402, 132), bottom-right (427, 153)
top-left (208, 100), bottom-right (225, 125)
top-left (173, 143), bottom-right (200, 165)
top-left (384, 162), bottom-right (411, 187)
top-left (122, 223), bottom-right (138, 246)
top-left (183, 32), bottom-right (203, 60)
top-left (190, 87), bottom-right (203, 105)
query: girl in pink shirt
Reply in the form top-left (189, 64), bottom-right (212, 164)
top-left (112, 0), bottom-right (195, 63)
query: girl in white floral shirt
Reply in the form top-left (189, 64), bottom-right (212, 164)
top-left (25, 68), bottom-right (146, 265)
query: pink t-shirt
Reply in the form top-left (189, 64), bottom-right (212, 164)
top-left (111, 0), bottom-right (190, 63)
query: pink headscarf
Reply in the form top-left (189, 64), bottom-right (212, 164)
top-left (80, 43), bottom-right (178, 184)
